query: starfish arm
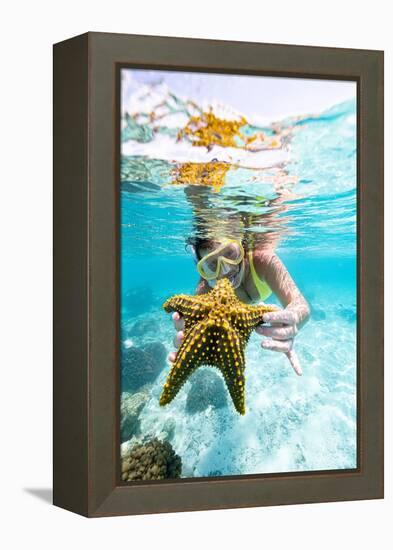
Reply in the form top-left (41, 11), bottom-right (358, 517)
top-left (229, 309), bottom-right (257, 342)
top-left (242, 303), bottom-right (278, 329)
top-left (217, 324), bottom-right (246, 414)
top-left (159, 323), bottom-right (205, 406)
top-left (224, 369), bottom-right (246, 415)
top-left (163, 294), bottom-right (211, 319)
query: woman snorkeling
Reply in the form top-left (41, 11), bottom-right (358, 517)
top-left (169, 236), bottom-right (310, 376)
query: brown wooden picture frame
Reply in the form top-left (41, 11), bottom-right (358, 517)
top-left (53, 32), bottom-right (384, 517)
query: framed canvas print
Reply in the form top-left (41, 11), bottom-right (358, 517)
top-left (53, 32), bottom-right (384, 517)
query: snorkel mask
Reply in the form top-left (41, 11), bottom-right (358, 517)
top-left (190, 238), bottom-right (245, 285)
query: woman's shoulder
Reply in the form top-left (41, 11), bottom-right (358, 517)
top-left (251, 248), bottom-right (276, 269)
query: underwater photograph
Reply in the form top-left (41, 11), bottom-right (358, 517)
top-left (119, 68), bottom-right (357, 482)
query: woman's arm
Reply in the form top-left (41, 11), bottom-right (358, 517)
top-left (254, 251), bottom-right (310, 326)
top-left (253, 251), bottom-right (310, 376)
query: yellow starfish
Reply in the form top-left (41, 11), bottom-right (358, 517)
top-left (160, 278), bottom-right (277, 415)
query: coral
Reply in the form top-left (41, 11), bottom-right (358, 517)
top-left (121, 438), bottom-right (182, 481)
top-left (176, 109), bottom-right (281, 152)
top-left (143, 341), bottom-right (168, 367)
top-left (121, 342), bottom-right (167, 393)
top-left (186, 369), bottom-right (227, 414)
top-left (160, 278), bottom-right (276, 415)
top-left (120, 391), bottom-right (149, 443)
top-left (171, 161), bottom-right (232, 192)
top-left (177, 110), bottom-right (248, 149)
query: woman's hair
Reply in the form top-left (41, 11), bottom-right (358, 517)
top-left (185, 237), bottom-right (215, 260)
top-left (186, 236), bottom-right (247, 260)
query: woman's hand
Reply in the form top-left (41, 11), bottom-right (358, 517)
top-left (256, 308), bottom-right (303, 376)
top-left (168, 312), bottom-right (184, 363)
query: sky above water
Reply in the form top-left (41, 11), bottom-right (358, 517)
top-left (122, 68), bottom-right (356, 122)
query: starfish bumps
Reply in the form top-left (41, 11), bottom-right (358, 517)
top-left (160, 278), bottom-right (276, 415)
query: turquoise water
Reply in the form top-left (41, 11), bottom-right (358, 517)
top-left (120, 87), bottom-right (357, 476)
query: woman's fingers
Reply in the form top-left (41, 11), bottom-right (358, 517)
top-left (261, 339), bottom-right (302, 376)
top-left (285, 350), bottom-right (302, 376)
top-left (172, 312), bottom-right (185, 331)
top-left (261, 338), bottom-right (293, 354)
top-left (172, 330), bottom-right (184, 349)
top-left (256, 324), bottom-right (297, 340)
top-left (259, 309), bottom-right (301, 375)
top-left (263, 310), bottom-right (297, 326)
top-left (169, 313), bottom-right (185, 364)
